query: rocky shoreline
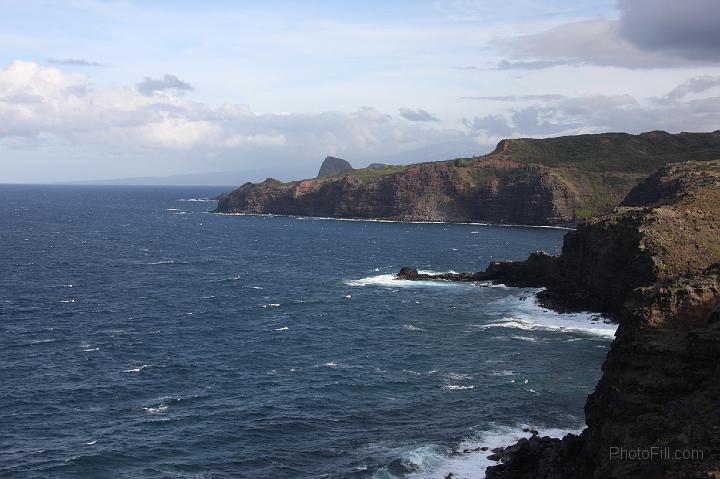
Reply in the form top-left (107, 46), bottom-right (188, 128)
top-left (398, 160), bottom-right (720, 478)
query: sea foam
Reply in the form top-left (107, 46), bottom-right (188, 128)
top-left (480, 312), bottom-right (616, 339)
top-left (345, 270), bottom-right (463, 288)
top-left (401, 424), bottom-right (583, 479)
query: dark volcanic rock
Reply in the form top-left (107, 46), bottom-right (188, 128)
top-left (480, 161), bottom-right (720, 478)
top-left (317, 156), bottom-right (353, 178)
top-left (621, 161), bottom-right (720, 207)
top-left (486, 269), bottom-right (720, 479)
top-left (397, 267), bottom-right (420, 280)
top-left (396, 252), bottom-right (558, 288)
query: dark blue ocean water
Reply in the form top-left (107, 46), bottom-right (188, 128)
top-left (0, 186), bottom-right (615, 479)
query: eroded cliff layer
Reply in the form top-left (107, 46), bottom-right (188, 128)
top-left (215, 131), bottom-right (720, 226)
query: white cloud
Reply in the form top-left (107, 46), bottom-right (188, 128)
top-left (3, 59), bottom-right (720, 183)
top-left (0, 60), bottom-right (460, 158)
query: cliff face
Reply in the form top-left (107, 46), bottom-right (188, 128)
top-left (396, 161), bottom-right (720, 316)
top-left (484, 161), bottom-right (720, 478)
top-left (215, 131), bottom-right (720, 226)
top-left (217, 162), bottom-right (579, 225)
top-left (486, 269), bottom-right (720, 479)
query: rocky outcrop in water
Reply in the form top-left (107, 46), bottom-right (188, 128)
top-left (215, 131), bottom-right (720, 226)
top-left (397, 251), bottom-right (558, 288)
top-left (317, 156), bottom-right (353, 178)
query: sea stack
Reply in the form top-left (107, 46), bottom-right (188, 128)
top-left (317, 156), bottom-right (353, 178)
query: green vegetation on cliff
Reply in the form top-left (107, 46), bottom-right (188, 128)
top-left (216, 130), bottom-right (720, 225)
top-left (336, 164), bottom-right (409, 183)
top-left (485, 131), bottom-right (720, 171)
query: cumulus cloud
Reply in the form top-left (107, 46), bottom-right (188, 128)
top-left (398, 107), bottom-right (439, 122)
top-left (0, 61), bottom-right (458, 159)
top-left (136, 74), bottom-right (194, 96)
top-left (47, 58), bottom-right (106, 67)
top-left (4, 60), bottom-right (720, 183)
top-left (497, 0), bottom-right (720, 69)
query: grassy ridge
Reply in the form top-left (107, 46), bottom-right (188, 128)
top-left (321, 131), bottom-right (720, 219)
top-left (337, 164), bottom-right (409, 183)
top-left (488, 131), bottom-right (720, 172)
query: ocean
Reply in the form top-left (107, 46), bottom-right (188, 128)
top-left (0, 185), bottom-right (615, 478)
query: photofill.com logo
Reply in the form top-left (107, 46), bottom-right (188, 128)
top-left (609, 446), bottom-right (705, 461)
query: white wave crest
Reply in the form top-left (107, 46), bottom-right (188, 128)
top-left (123, 364), bottom-right (150, 373)
top-left (143, 404), bottom-right (168, 413)
top-left (344, 271), bottom-right (464, 288)
top-left (402, 423), bottom-right (583, 479)
top-left (481, 315), bottom-right (615, 338)
top-left (403, 324), bottom-right (424, 331)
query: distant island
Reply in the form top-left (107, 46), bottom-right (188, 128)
top-left (214, 130), bottom-right (720, 226)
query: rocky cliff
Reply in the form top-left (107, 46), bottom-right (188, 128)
top-left (398, 160), bottom-right (720, 314)
top-left (215, 131), bottom-right (720, 226)
top-left (396, 160), bottom-right (720, 477)
top-left (424, 160), bottom-right (719, 479)
top-left (486, 161), bottom-right (720, 479)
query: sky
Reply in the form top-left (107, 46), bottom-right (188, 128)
top-left (1, 0), bottom-right (720, 183)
